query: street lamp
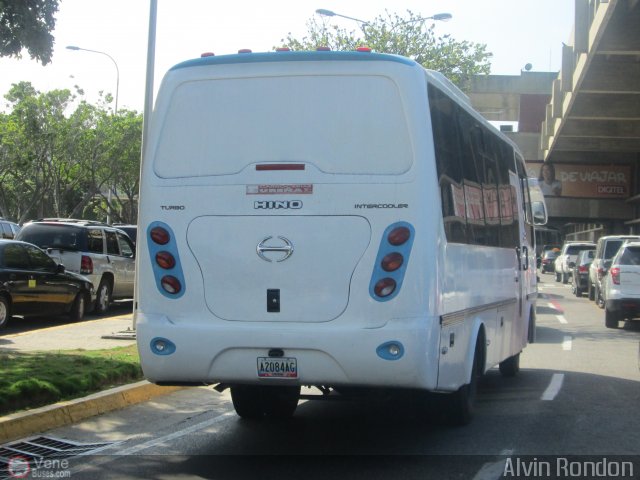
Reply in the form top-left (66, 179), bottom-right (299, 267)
top-left (315, 9), bottom-right (452, 28)
top-left (315, 8), bottom-right (369, 25)
top-left (66, 45), bottom-right (120, 114)
top-left (66, 45), bottom-right (120, 224)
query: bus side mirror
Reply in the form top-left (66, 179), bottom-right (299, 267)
top-left (532, 201), bottom-right (547, 226)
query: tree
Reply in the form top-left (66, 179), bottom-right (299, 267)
top-left (0, 0), bottom-right (60, 65)
top-left (280, 10), bottom-right (492, 90)
top-left (0, 82), bottom-right (142, 224)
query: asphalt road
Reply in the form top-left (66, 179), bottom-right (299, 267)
top-left (3, 278), bottom-right (640, 479)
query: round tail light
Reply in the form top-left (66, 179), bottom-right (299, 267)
top-left (388, 226), bottom-right (411, 246)
top-left (381, 252), bottom-right (404, 272)
top-left (150, 226), bottom-right (170, 245)
top-left (374, 278), bottom-right (397, 298)
top-left (161, 275), bottom-right (182, 294)
top-left (155, 251), bottom-right (176, 270)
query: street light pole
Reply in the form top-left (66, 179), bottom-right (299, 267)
top-left (66, 45), bottom-right (120, 224)
top-left (66, 45), bottom-right (120, 114)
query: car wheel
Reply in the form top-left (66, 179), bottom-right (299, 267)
top-left (562, 272), bottom-right (569, 284)
top-left (499, 352), bottom-right (520, 377)
top-left (0, 296), bottom-right (10, 329)
top-left (555, 272), bottom-right (561, 282)
top-left (596, 286), bottom-right (605, 309)
top-left (94, 279), bottom-right (112, 315)
top-left (69, 293), bottom-right (86, 322)
top-left (230, 385), bottom-right (265, 419)
top-left (605, 308), bottom-right (619, 329)
top-left (588, 283), bottom-right (595, 301)
top-left (575, 282), bottom-right (582, 297)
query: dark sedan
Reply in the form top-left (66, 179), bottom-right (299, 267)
top-left (0, 240), bottom-right (94, 329)
top-left (571, 248), bottom-right (595, 297)
top-left (540, 248), bottom-right (560, 273)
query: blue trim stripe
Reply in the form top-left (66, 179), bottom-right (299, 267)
top-left (369, 221), bottom-right (415, 302)
top-left (170, 51), bottom-right (416, 71)
top-left (147, 221), bottom-right (186, 299)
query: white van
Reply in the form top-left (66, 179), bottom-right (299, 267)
top-left (135, 49), bottom-right (545, 425)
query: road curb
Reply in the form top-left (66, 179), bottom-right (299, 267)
top-left (0, 381), bottom-right (183, 444)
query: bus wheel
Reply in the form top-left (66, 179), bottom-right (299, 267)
top-left (446, 336), bottom-right (483, 426)
top-left (499, 352), bottom-right (520, 377)
top-left (230, 385), bottom-right (264, 419)
top-left (262, 386), bottom-right (300, 418)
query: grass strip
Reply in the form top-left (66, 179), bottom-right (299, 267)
top-left (0, 345), bottom-right (143, 416)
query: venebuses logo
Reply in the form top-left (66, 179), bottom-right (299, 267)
top-left (7, 455), bottom-right (30, 478)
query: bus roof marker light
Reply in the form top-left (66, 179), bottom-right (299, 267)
top-left (356, 46), bottom-right (372, 52)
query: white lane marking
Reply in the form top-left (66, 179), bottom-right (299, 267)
top-left (541, 373), bottom-right (565, 401)
top-left (556, 315), bottom-right (568, 324)
top-left (472, 450), bottom-right (514, 480)
top-left (562, 336), bottom-right (573, 351)
top-left (117, 410), bottom-right (236, 455)
top-left (473, 459), bottom-right (507, 480)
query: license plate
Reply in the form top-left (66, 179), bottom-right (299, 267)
top-left (257, 357), bottom-right (297, 378)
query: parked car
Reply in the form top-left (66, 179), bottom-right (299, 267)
top-left (539, 247), bottom-right (561, 273)
top-left (112, 224), bottom-right (137, 245)
top-left (571, 249), bottom-right (595, 297)
top-left (602, 241), bottom-right (640, 328)
top-left (587, 235), bottom-right (640, 303)
top-left (0, 218), bottom-right (21, 239)
top-left (0, 239), bottom-right (94, 329)
top-left (15, 219), bottom-right (135, 314)
top-left (555, 241), bottom-right (596, 284)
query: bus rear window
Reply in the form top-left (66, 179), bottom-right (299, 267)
top-left (153, 75), bottom-right (413, 178)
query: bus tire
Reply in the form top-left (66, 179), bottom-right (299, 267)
top-left (446, 333), bottom-right (484, 426)
top-left (230, 385), bottom-right (264, 419)
top-left (499, 352), bottom-right (520, 377)
top-left (262, 386), bottom-right (300, 418)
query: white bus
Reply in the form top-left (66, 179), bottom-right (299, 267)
top-left (135, 49), bottom-right (547, 425)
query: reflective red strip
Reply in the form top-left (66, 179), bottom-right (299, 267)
top-left (256, 164), bottom-right (305, 171)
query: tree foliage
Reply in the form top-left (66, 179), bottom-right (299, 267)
top-left (280, 10), bottom-right (492, 90)
top-left (0, 82), bottom-right (142, 224)
top-left (0, 0), bottom-right (60, 65)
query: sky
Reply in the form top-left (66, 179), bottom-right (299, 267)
top-left (0, 0), bottom-right (575, 113)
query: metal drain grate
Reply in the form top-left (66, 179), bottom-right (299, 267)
top-left (0, 436), bottom-right (116, 479)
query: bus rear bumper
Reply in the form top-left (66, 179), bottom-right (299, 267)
top-left (136, 313), bottom-right (440, 391)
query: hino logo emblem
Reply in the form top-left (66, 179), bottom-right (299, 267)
top-left (254, 200), bottom-right (302, 210)
top-left (256, 236), bottom-right (294, 262)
